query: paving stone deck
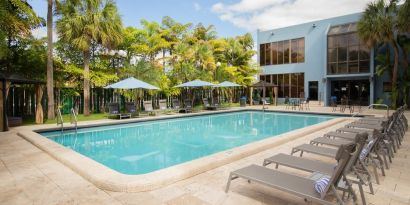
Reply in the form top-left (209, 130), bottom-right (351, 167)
top-left (0, 106), bottom-right (408, 205)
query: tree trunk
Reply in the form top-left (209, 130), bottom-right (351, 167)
top-left (83, 50), bottom-right (91, 116)
top-left (391, 40), bottom-right (400, 109)
top-left (401, 48), bottom-right (410, 105)
top-left (46, 0), bottom-right (55, 120)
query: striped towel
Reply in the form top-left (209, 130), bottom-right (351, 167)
top-left (359, 139), bottom-right (375, 161)
top-left (314, 176), bottom-right (330, 194)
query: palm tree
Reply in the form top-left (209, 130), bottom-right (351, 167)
top-left (46, 0), bottom-right (55, 120)
top-left (358, 0), bottom-right (400, 108)
top-left (398, 0), bottom-right (410, 104)
top-left (398, 0), bottom-right (410, 33)
top-left (56, 0), bottom-right (122, 116)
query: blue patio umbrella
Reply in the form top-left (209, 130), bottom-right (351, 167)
top-left (104, 77), bottom-right (159, 90)
top-left (214, 81), bottom-right (241, 104)
top-left (214, 81), bottom-right (241, 87)
top-left (174, 80), bottom-right (215, 105)
top-left (174, 79), bottom-right (215, 88)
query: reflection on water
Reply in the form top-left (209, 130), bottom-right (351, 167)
top-left (42, 111), bottom-right (335, 174)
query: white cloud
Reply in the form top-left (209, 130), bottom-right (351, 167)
top-left (211, 0), bottom-right (372, 31)
top-left (193, 2), bottom-right (201, 11)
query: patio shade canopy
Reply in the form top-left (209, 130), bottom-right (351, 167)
top-left (174, 79), bottom-right (215, 88)
top-left (214, 81), bottom-right (241, 87)
top-left (1, 72), bottom-right (45, 132)
top-left (104, 77), bottom-right (159, 90)
top-left (249, 80), bottom-right (279, 107)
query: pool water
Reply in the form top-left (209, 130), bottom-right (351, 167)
top-left (40, 111), bottom-right (336, 174)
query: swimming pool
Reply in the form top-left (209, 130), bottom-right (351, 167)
top-left (39, 111), bottom-right (336, 175)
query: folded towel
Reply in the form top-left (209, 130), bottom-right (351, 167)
top-left (314, 176), bottom-right (330, 194)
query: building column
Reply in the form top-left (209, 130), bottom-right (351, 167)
top-left (35, 85), bottom-right (44, 124)
top-left (369, 77), bottom-right (374, 105)
top-left (323, 78), bottom-right (329, 106)
top-left (369, 48), bottom-right (375, 105)
top-left (0, 81), bottom-right (4, 131)
top-left (249, 87), bottom-right (253, 106)
top-left (1, 81), bottom-right (11, 132)
top-left (274, 87), bottom-right (278, 106)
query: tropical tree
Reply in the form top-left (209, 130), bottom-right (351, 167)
top-left (358, 0), bottom-right (400, 108)
top-left (222, 33), bottom-right (258, 86)
top-left (132, 19), bottom-right (170, 64)
top-left (398, 0), bottom-right (410, 33)
top-left (56, 0), bottom-right (123, 115)
top-left (0, 0), bottom-right (44, 70)
top-left (47, 0), bottom-right (55, 119)
top-left (397, 0), bottom-right (410, 104)
top-left (161, 16), bottom-right (191, 55)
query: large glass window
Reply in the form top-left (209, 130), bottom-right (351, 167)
top-left (284, 74), bottom-right (289, 97)
top-left (278, 74), bottom-right (284, 97)
top-left (277, 41), bottom-right (284, 64)
top-left (272, 42), bottom-right (278, 65)
top-left (297, 38), bottom-right (305, 62)
top-left (260, 44), bottom-right (265, 66)
top-left (327, 23), bottom-right (370, 75)
top-left (290, 73), bottom-right (298, 97)
top-left (297, 73), bottom-right (304, 97)
top-left (283, 41), bottom-right (290, 64)
top-left (265, 43), bottom-right (271, 65)
top-left (260, 73), bottom-right (304, 98)
top-left (259, 37), bottom-right (304, 66)
top-left (291, 39), bottom-right (298, 63)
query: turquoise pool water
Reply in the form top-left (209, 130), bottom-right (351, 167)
top-left (40, 111), bottom-right (336, 175)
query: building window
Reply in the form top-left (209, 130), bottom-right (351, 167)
top-left (327, 23), bottom-right (370, 75)
top-left (272, 42), bottom-right (278, 65)
top-left (260, 44), bottom-right (265, 66)
top-left (297, 38), bottom-right (305, 62)
top-left (259, 37), bottom-right (304, 66)
top-left (260, 73), bottom-right (304, 98)
top-left (265, 43), bottom-right (271, 65)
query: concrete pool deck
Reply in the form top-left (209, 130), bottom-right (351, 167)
top-left (0, 106), bottom-right (409, 204)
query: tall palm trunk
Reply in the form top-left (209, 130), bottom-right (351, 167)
top-left (403, 49), bottom-right (410, 105)
top-left (391, 40), bottom-right (400, 109)
top-left (83, 50), bottom-right (90, 116)
top-left (47, 0), bottom-right (55, 120)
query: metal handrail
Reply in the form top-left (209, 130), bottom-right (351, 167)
top-left (352, 103), bottom-right (389, 117)
top-left (70, 108), bottom-right (78, 132)
top-left (56, 108), bottom-right (63, 131)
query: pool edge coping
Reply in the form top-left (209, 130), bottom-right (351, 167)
top-left (18, 112), bottom-right (349, 192)
top-left (33, 108), bottom-right (365, 133)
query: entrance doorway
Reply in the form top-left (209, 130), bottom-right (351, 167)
top-left (308, 81), bottom-right (318, 100)
top-left (330, 80), bottom-right (369, 105)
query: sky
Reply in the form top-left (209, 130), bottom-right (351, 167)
top-left (29, 0), bottom-right (372, 39)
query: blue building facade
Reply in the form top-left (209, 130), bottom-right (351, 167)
top-left (257, 12), bottom-right (386, 106)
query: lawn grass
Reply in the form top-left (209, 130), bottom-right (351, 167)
top-left (22, 103), bottom-right (242, 125)
top-left (23, 113), bottom-right (108, 125)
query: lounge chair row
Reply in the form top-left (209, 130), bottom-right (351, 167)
top-left (226, 105), bottom-right (408, 205)
top-left (107, 99), bottom-right (195, 119)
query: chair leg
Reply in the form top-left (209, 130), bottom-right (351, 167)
top-left (358, 182), bottom-right (367, 205)
top-left (225, 173), bottom-right (237, 193)
top-left (377, 151), bottom-right (389, 170)
top-left (332, 185), bottom-right (346, 205)
top-left (291, 148), bottom-right (296, 156)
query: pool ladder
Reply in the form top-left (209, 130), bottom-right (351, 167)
top-left (56, 108), bottom-right (78, 132)
top-left (70, 108), bottom-right (78, 132)
top-left (352, 104), bottom-right (389, 117)
top-left (56, 108), bottom-right (64, 131)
